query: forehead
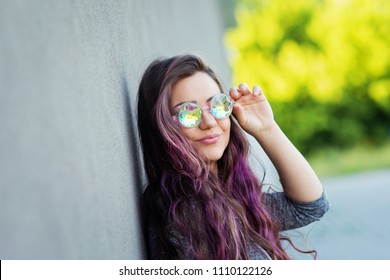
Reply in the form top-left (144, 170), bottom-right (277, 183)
top-left (170, 72), bottom-right (220, 106)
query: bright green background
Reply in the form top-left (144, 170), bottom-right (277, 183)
top-left (224, 0), bottom-right (390, 175)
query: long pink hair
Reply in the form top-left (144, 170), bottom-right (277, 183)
top-left (138, 54), bottom-right (291, 259)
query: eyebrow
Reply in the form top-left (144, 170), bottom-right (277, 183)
top-left (173, 95), bottom-right (214, 109)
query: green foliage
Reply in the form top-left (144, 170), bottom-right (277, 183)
top-left (225, 0), bottom-right (390, 155)
top-left (308, 141), bottom-right (390, 178)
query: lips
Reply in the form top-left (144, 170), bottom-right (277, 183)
top-left (197, 134), bottom-right (220, 144)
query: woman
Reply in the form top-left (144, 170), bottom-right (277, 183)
top-left (137, 54), bottom-right (329, 260)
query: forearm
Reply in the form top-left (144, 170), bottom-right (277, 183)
top-left (253, 121), bottom-right (323, 202)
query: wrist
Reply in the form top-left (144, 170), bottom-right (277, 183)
top-left (253, 120), bottom-right (280, 143)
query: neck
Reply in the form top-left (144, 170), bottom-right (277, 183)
top-left (209, 161), bottom-right (218, 176)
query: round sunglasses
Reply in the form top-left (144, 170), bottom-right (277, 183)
top-left (173, 93), bottom-right (234, 127)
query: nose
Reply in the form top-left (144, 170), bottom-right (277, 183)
top-left (198, 109), bottom-right (217, 129)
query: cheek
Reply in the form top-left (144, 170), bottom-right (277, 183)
top-left (219, 118), bottom-right (231, 134)
top-left (217, 119), bottom-right (231, 149)
top-left (178, 126), bottom-right (197, 141)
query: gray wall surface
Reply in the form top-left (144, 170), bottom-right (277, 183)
top-left (0, 0), bottom-right (233, 259)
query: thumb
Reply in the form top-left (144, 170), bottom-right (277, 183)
top-left (232, 103), bottom-right (248, 128)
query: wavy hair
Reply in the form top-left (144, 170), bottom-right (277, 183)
top-left (137, 54), bottom-right (293, 259)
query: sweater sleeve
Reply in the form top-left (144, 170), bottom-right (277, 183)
top-left (262, 191), bottom-right (330, 231)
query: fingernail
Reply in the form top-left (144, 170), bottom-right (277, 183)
top-left (239, 83), bottom-right (247, 91)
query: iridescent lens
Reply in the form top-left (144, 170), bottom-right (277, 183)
top-left (210, 94), bottom-right (234, 119)
top-left (178, 103), bottom-right (202, 127)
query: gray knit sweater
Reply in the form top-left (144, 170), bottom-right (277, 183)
top-left (145, 191), bottom-right (330, 259)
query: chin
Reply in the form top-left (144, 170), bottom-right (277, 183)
top-left (202, 150), bottom-right (224, 163)
top-left (194, 139), bottom-right (229, 165)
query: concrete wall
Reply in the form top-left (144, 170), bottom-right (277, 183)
top-left (0, 0), bottom-right (232, 259)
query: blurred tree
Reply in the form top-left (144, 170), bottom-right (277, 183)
top-left (225, 0), bottom-right (390, 155)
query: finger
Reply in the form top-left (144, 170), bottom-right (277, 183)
top-left (252, 85), bottom-right (261, 96)
top-left (228, 87), bottom-right (240, 100)
top-left (232, 103), bottom-right (245, 120)
top-left (238, 83), bottom-right (251, 95)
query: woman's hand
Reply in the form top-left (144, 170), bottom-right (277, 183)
top-left (229, 83), bottom-right (276, 137)
top-left (230, 84), bottom-right (324, 202)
